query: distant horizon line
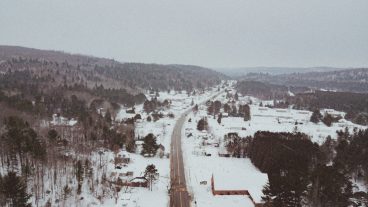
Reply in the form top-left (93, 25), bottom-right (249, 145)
top-left (1, 44), bottom-right (367, 70)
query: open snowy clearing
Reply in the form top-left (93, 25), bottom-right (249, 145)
top-left (210, 92), bottom-right (366, 145)
top-left (180, 84), bottom-right (366, 207)
top-left (182, 111), bottom-right (267, 207)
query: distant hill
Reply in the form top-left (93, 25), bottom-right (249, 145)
top-left (0, 45), bottom-right (228, 91)
top-left (238, 68), bottom-right (368, 93)
top-left (0, 45), bottom-right (227, 120)
top-left (214, 67), bottom-right (349, 77)
top-left (0, 45), bottom-right (114, 66)
top-left (235, 80), bottom-right (309, 100)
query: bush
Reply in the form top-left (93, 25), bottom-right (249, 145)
top-left (197, 118), bottom-right (208, 131)
top-left (141, 133), bottom-right (159, 156)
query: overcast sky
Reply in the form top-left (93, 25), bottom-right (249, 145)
top-left (1, 0), bottom-right (367, 68)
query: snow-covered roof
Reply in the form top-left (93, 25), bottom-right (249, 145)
top-left (130, 177), bottom-right (148, 183)
top-left (50, 114), bottom-right (77, 126)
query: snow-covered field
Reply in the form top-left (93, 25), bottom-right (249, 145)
top-left (182, 112), bottom-right (268, 207)
top-left (179, 84), bottom-right (366, 207)
top-left (209, 92), bottom-right (366, 145)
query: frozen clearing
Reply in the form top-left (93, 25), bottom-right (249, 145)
top-left (180, 83), bottom-right (366, 207)
top-left (209, 92), bottom-right (366, 145)
top-left (183, 111), bottom-right (268, 207)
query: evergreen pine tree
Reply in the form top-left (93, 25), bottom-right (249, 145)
top-left (144, 164), bottom-right (158, 191)
top-left (2, 172), bottom-right (30, 207)
top-left (47, 129), bottom-right (58, 142)
top-left (197, 118), bottom-right (208, 131)
top-left (217, 113), bottom-right (222, 124)
top-left (141, 133), bottom-right (159, 156)
top-left (322, 113), bottom-right (333, 127)
top-left (310, 110), bottom-right (322, 123)
top-left (243, 104), bottom-right (251, 121)
top-left (105, 110), bottom-right (112, 123)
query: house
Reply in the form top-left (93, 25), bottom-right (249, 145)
top-left (126, 107), bottom-right (135, 114)
top-left (297, 110), bottom-right (310, 115)
top-left (143, 153), bottom-right (155, 157)
top-left (218, 147), bottom-right (230, 157)
top-left (211, 175), bottom-right (264, 206)
top-left (276, 109), bottom-right (287, 113)
top-left (115, 155), bottom-right (130, 168)
top-left (128, 177), bottom-right (149, 188)
top-left (218, 152), bottom-right (230, 157)
top-left (322, 109), bottom-right (345, 118)
top-left (50, 113), bottom-right (78, 127)
top-left (135, 140), bottom-right (144, 145)
top-left (119, 171), bottom-right (133, 177)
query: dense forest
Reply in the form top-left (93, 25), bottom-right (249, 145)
top-left (247, 130), bottom-right (368, 207)
top-left (0, 64), bottom-right (145, 122)
top-left (0, 112), bottom-right (136, 206)
top-left (235, 80), bottom-right (308, 99)
top-left (235, 80), bottom-right (368, 126)
top-left (0, 46), bottom-right (226, 92)
top-left (0, 46), bottom-right (225, 206)
top-left (239, 68), bottom-right (368, 93)
top-left (0, 46), bottom-right (225, 122)
top-left (287, 91), bottom-right (368, 125)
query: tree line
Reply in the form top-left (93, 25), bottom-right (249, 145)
top-left (244, 130), bottom-right (368, 206)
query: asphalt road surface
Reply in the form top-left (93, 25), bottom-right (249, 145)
top-left (169, 91), bottom-right (224, 207)
top-left (170, 113), bottom-right (191, 207)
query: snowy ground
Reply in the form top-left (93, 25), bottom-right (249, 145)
top-left (210, 92), bottom-right (366, 145)
top-left (108, 86), bottom-right (224, 206)
top-left (95, 150), bottom-right (171, 207)
top-left (18, 81), bottom-right (368, 207)
top-left (180, 83), bottom-right (367, 207)
top-left (19, 86), bottom-right (225, 207)
top-left (182, 112), bottom-right (268, 207)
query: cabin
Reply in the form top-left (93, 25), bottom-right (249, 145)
top-left (122, 177), bottom-right (149, 188)
top-left (115, 154), bottom-right (130, 168)
top-left (126, 107), bottom-right (135, 114)
top-left (297, 110), bottom-right (310, 115)
top-left (276, 109), bottom-right (287, 113)
top-left (119, 171), bottom-right (134, 177)
top-left (258, 107), bottom-right (268, 111)
top-left (130, 177), bottom-right (149, 187)
top-left (50, 114), bottom-right (78, 127)
top-left (211, 175), bottom-right (264, 206)
top-left (218, 148), bottom-right (230, 157)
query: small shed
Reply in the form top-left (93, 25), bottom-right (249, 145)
top-left (129, 177), bottom-right (149, 188)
